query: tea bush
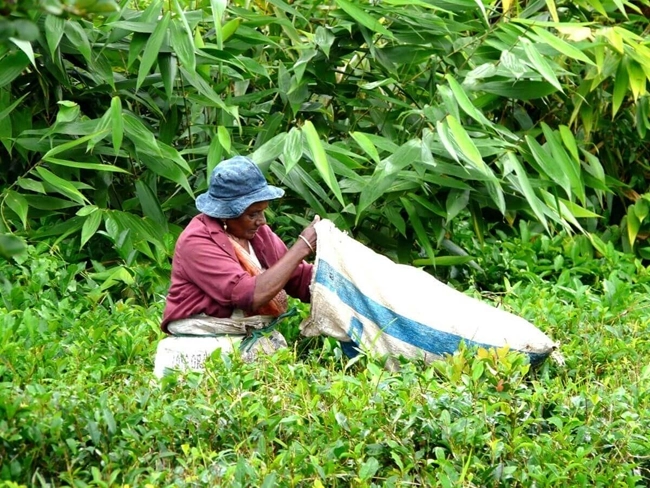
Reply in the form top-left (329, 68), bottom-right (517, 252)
top-left (1, 243), bottom-right (649, 487)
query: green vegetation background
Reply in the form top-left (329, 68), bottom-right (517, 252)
top-left (1, 0), bottom-right (650, 485)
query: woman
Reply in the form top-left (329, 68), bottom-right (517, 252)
top-left (161, 156), bottom-right (318, 356)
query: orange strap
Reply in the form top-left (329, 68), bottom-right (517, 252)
top-left (228, 237), bottom-right (288, 317)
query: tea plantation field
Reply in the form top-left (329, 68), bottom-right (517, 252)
top-left (1, 238), bottom-right (649, 487)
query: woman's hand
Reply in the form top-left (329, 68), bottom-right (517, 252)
top-left (297, 215), bottom-right (320, 256)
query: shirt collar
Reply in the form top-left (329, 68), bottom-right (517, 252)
top-left (199, 213), bottom-right (268, 266)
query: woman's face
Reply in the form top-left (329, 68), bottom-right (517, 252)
top-left (225, 201), bottom-right (269, 240)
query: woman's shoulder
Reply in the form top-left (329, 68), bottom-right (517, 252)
top-left (176, 214), bottom-right (222, 247)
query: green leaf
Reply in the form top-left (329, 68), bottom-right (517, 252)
top-left (579, 149), bottom-right (606, 185)
top-left (24, 195), bottom-right (80, 210)
top-left (540, 122), bottom-right (584, 204)
top-left (0, 234), bottom-right (26, 259)
top-left (108, 210), bottom-right (166, 249)
top-left (55, 100), bottom-right (80, 125)
top-left (273, 162), bottom-right (328, 216)
top-left (158, 53), bottom-right (177, 100)
top-left (138, 0), bottom-right (163, 22)
top-left (217, 126), bottom-right (231, 154)
top-left (92, 265), bottom-right (135, 290)
top-left (359, 457), bottom-right (380, 481)
top-left (401, 197), bottom-right (437, 267)
top-left (502, 152), bottom-right (549, 232)
top-left (44, 14), bottom-right (65, 59)
top-left (128, 32), bottom-right (149, 68)
top-left (445, 115), bottom-right (492, 178)
top-left (521, 38), bottom-right (563, 92)
top-left (222, 18), bottom-right (241, 43)
top-left (76, 205), bottom-right (98, 217)
top-left (525, 135), bottom-right (572, 199)
top-left (559, 125), bottom-right (580, 163)
top-left (31, 216), bottom-right (84, 244)
top-left (110, 21), bottom-right (157, 34)
top-left (135, 180), bottom-right (168, 229)
top-left (609, 0), bottom-right (628, 16)
top-left (446, 189), bottom-right (470, 222)
top-left (180, 67), bottom-right (226, 109)
top-left (476, 80), bottom-right (559, 100)
top-left (42, 130), bottom-right (111, 160)
top-left (334, 0), bottom-right (394, 38)
top-left (44, 157), bottom-right (130, 174)
top-left (81, 210), bottom-right (103, 248)
top-left (34, 167), bottom-right (89, 205)
top-left (383, 206), bottom-right (406, 236)
top-left (207, 137), bottom-right (223, 177)
top-left (283, 127), bottom-right (302, 174)
top-left (545, 0), bottom-right (559, 22)
top-left (251, 133), bottom-right (287, 172)
top-left (634, 199), bottom-right (649, 223)
top-left (137, 12), bottom-right (171, 91)
top-left (350, 131), bottom-right (381, 164)
top-left (89, 109), bottom-right (111, 152)
top-left (210, 0), bottom-right (227, 49)
top-left (16, 177), bottom-right (45, 194)
top-left (612, 58), bottom-right (629, 118)
top-left (412, 255), bottom-right (476, 267)
top-left (302, 121), bottom-right (345, 206)
top-left (435, 120), bottom-right (460, 163)
top-left (64, 20), bottom-right (92, 63)
top-left (9, 38), bottom-right (36, 68)
top-left (408, 192), bottom-right (446, 218)
top-left (0, 51), bottom-right (30, 89)
top-left (4, 190), bottom-right (29, 228)
top-left (123, 112), bottom-right (161, 156)
top-left (486, 180), bottom-right (506, 215)
top-left (0, 93), bottom-right (28, 121)
top-left (357, 171), bottom-right (396, 221)
top-left (384, 140), bottom-right (421, 175)
top-left (529, 26), bottom-right (595, 66)
top-left (444, 74), bottom-right (492, 127)
top-left (538, 189), bottom-right (597, 228)
top-left (139, 154), bottom-right (193, 197)
top-left (110, 97), bottom-right (123, 154)
top-left (626, 60), bottom-right (645, 101)
top-left (556, 197), bottom-right (600, 219)
top-left (380, 0), bottom-right (452, 9)
top-left (161, 142), bottom-right (192, 174)
top-left (627, 207), bottom-right (641, 245)
top-left (170, 6), bottom-right (196, 71)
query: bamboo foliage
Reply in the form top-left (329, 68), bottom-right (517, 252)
top-left (0, 0), bottom-right (649, 266)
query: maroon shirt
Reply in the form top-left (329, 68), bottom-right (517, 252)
top-left (161, 214), bottom-right (313, 332)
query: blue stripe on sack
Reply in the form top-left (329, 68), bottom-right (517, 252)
top-left (315, 259), bottom-right (548, 364)
top-left (339, 317), bottom-right (363, 359)
top-left (349, 316), bottom-right (364, 344)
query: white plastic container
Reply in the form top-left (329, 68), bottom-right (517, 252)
top-left (153, 330), bottom-right (288, 378)
top-left (153, 335), bottom-right (242, 378)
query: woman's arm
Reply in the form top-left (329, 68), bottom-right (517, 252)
top-left (251, 216), bottom-right (318, 310)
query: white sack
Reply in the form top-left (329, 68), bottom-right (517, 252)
top-left (301, 219), bottom-right (556, 366)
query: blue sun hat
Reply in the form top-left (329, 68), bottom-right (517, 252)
top-left (196, 156), bottom-right (285, 218)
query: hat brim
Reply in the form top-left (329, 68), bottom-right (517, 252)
top-left (196, 185), bottom-right (285, 219)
